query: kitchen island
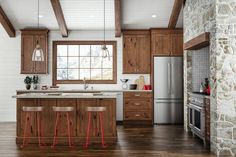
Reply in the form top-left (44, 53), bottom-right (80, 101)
top-left (13, 92), bottom-right (117, 145)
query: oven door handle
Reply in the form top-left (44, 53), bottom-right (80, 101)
top-left (188, 104), bottom-right (202, 111)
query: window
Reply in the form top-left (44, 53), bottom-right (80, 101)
top-left (53, 41), bottom-right (117, 85)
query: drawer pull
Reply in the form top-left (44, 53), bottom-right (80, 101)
top-left (134, 103), bottom-right (141, 106)
top-left (134, 94), bottom-right (141, 97)
top-left (135, 114), bottom-right (141, 117)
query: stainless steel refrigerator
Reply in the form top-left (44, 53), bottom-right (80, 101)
top-left (154, 57), bottom-right (183, 124)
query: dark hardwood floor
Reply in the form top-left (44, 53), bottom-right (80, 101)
top-left (0, 122), bottom-right (219, 157)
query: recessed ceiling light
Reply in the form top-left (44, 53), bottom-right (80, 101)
top-left (39, 15), bottom-right (43, 18)
top-left (89, 15), bottom-right (95, 18)
top-left (152, 14), bottom-right (157, 18)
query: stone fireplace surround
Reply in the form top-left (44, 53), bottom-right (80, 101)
top-left (184, 0), bottom-right (236, 155)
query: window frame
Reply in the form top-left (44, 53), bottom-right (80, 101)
top-left (52, 41), bottom-right (117, 85)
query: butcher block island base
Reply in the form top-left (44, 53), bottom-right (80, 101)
top-left (15, 93), bottom-right (117, 145)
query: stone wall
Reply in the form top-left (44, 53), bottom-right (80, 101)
top-left (183, 0), bottom-right (215, 132)
top-left (184, 0), bottom-right (236, 155)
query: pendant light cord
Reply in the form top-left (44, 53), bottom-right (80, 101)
top-left (37, 0), bottom-right (39, 28)
top-left (103, 0), bottom-right (105, 45)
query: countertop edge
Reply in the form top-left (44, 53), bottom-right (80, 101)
top-left (16, 89), bottom-right (152, 93)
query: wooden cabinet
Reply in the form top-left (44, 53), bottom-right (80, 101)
top-left (123, 30), bottom-right (151, 74)
top-left (21, 29), bottom-right (49, 74)
top-left (123, 92), bottom-right (152, 124)
top-left (16, 97), bottom-right (117, 145)
top-left (151, 29), bottom-right (183, 56)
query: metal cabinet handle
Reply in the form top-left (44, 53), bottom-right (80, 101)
top-left (167, 63), bottom-right (171, 95)
top-left (135, 114), bottom-right (141, 117)
top-left (134, 103), bottom-right (141, 106)
top-left (134, 94), bottom-right (141, 97)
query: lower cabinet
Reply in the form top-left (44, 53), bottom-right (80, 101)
top-left (17, 98), bottom-right (116, 144)
top-left (123, 92), bottom-right (152, 124)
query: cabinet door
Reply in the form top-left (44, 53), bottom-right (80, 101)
top-left (77, 99), bottom-right (98, 137)
top-left (56, 99), bottom-right (77, 137)
top-left (171, 34), bottom-right (183, 56)
top-left (152, 34), bottom-right (171, 56)
top-left (98, 99), bottom-right (116, 137)
top-left (137, 35), bottom-right (151, 73)
top-left (123, 36), bottom-right (138, 73)
top-left (34, 35), bottom-right (48, 73)
top-left (21, 35), bottom-right (34, 73)
top-left (38, 99), bottom-right (56, 137)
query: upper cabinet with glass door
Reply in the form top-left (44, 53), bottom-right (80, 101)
top-left (53, 41), bottom-right (117, 85)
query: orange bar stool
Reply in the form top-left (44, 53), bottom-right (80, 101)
top-left (83, 106), bottom-right (107, 149)
top-left (21, 106), bottom-right (44, 148)
top-left (51, 106), bottom-right (74, 148)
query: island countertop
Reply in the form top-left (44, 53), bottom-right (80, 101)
top-left (13, 92), bottom-right (117, 99)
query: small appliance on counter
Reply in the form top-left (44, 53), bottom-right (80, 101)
top-left (129, 84), bottom-right (137, 90)
top-left (120, 79), bottom-right (129, 90)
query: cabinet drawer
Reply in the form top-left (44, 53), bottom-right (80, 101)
top-left (124, 111), bottom-right (152, 120)
top-left (124, 92), bottom-right (152, 98)
top-left (124, 99), bottom-right (151, 110)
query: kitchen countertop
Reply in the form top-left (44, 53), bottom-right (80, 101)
top-left (16, 89), bottom-right (152, 93)
top-left (189, 92), bottom-right (210, 99)
top-left (13, 92), bottom-right (117, 99)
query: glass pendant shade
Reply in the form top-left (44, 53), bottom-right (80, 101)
top-left (101, 45), bottom-right (110, 60)
top-left (32, 44), bottom-right (44, 61)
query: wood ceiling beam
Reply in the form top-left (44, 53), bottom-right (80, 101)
top-left (168, 0), bottom-right (183, 29)
top-left (50, 0), bottom-right (68, 37)
top-left (0, 6), bottom-right (15, 37)
top-left (115, 0), bottom-right (121, 37)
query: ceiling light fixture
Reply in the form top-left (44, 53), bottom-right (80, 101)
top-left (38, 15), bottom-right (43, 18)
top-left (32, 0), bottom-right (44, 62)
top-left (100, 0), bottom-right (110, 60)
top-left (89, 15), bottom-right (95, 18)
top-left (152, 14), bottom-right (157, 18)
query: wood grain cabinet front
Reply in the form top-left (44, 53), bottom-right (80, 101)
top-left (151, 29), bottom-right (183, 56)
top-left (16, 97), bottom-right (117, 145)
top-left (123, 92), bottom-right (152, 124)
top-left (21, 29), bottom-right (49, 74)
top-left (123, 30), bottom-right (151, 74)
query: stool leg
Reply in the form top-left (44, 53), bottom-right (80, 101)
top-left (51, 112), bottom-right (59, 148)
top-left (36, 112), bottom-right (42, 147)
top-left (84, 112), bottom-right (91, 149)
top-left (66, 112), bottom-right (73, 148)
top-left (99, 112), bottom-right (106, 148)
top-left (21, 112), bottom-right (29, 148)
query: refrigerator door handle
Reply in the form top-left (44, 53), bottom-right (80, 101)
top-left (171, 63), bottom-right (174, 95)
top-left (167, 63), bottom-right (171, 95)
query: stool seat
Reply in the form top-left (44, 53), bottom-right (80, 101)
top-left (22, 106), bottom-right (43, 112)
top-left (86, 107), bottom-right (106, 112)
top-left (52, 106), bottom-right (74, 112)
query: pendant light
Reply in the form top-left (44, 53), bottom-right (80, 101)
top-left (32, 0), bottom-right (44, 62)
top-left (101, 0), bottom-right (110, 60)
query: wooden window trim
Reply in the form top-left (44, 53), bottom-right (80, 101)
top-left (52, 41), bottom-right (117, 86)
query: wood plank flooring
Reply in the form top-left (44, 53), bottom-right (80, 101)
top-left (0, 122), bottom-right (220, 157)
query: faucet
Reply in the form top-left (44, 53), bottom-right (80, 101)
top-left (83, 77), bottom-right (88, 90)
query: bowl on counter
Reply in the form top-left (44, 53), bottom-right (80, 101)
top-left (129, 84), bottom-right (137, 90)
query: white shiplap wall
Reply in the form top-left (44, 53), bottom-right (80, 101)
top-left (0, 28), bottom-right (150, 122)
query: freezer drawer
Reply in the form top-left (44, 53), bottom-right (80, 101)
top-left (154, 101), bottom-right (183, 124)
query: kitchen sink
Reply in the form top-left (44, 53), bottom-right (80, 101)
top-left (61, 93), bottom-right (103, 96)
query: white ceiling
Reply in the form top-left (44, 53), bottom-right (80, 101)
top-left (0, 0), bottom-right (183, 31)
